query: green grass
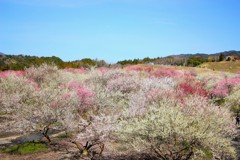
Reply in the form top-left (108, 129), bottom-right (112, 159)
top-left (3, 142), bottom-right (48, 154)
top-left (56, 132), bottom-right (73, 138)
top-left (0, 112), bottom-right (6, 115)
top-left (56, 133), bottom-right (70, 138)
top-left (201, 148), bottom-right (213, 160)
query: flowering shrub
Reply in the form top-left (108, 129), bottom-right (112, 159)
top-left (178, 81), bottom-right (208, 97)
top-left (0, 75), bottom-right (40, 136)
top-left (126, 65), bottom-right (153, 72)
top-left (64, 67), bottom-right (87, 74)
top-left (0, 70), bottom-right (25, 78)
top-left (152, 68), bottom-right (182, 78)
top-left (67, 81), bottom-right (94, 108)
top-left (211, 77), bottom-right (240, 97)
top-left (96, 67), bottom-right (110, 75)
top-left (0, 76), bottom-right (36, 112)
top-left (107, 75), bottom-right (140, 94)
top-left (140, 77), bottom-right (176, 91)
top-left (183, 69), bottom-right (197, 77)
top-left (25, 63), bottom-right (59, 84)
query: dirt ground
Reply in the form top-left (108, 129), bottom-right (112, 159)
top-left (0, 152), bottom-right (63, 160)
top-left (1, 129), bottom-right (240, 160)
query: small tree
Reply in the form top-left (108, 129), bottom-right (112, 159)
top-left (207, 56), bottom-right (214, 62)
top-left (219, 53), bottom-right (224, 61)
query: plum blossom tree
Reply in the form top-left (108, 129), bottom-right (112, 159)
top-left (224, 85), bottom-right (240, 114)
top-left (0, 74), bottom-right (36, 134)
top-left (0, 64), bottom-right (95, 143)
top-left (115, 96), bottom-right (236, 160)
top-left (126, 65), bottom-right (153, 73)
top-left (177, 81), bottom-right (208, 98)
top-left (24, 63), bottom-right (59, 85)
top-left (151, 68), bottom-right (182, 78)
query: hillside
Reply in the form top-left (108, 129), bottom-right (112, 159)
top-left (0, 55), bottom-right (64, 70)
top-left (199, 61), bottom-right (240, 73)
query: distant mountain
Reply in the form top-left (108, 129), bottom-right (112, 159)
top-left (171, 53), bottom-right (209, 58)
top-left (0, 52), bottom-right (5, 56)
top-left (211, 50), bottom-right (240, 57)
top-left (170, 50), bottom-right (240, 58)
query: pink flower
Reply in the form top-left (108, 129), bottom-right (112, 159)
top-left (178, 81), bottom-right (208, 97)
top-left (211, 77), bottom-right (240, 97)
top-left (0, 70), bottom-right (25, 78)
top-left (151, 68), bottom-right (182, 78)
top-left (63, 93), bottom-right (71, 99)
top-left (50, 101), bottom-right (57, 109)
top-left (96, 67), bottom-right (109, 75)
top-left (126, 65), bottom-right (153, 72)
top-left (68, 81), bottom-right (94, 106)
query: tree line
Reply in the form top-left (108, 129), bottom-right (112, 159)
top-left (117, 53), bottom-right (240, 67)
top-left (0, 54), bottom-right (107, 71)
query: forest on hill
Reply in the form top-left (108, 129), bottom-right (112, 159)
top-left (0, 50), bottom-right (240, 71)
top-left (0, 54), bottom-right (107, 71)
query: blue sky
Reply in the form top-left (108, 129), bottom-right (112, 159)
top-left (0, 0), bottom-right (240, 63)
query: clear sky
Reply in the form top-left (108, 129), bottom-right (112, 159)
top-left (0, 0), bottom-right (240, 63)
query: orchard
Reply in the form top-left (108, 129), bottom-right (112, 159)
top-left (0, 64), bottom-right (240, 159)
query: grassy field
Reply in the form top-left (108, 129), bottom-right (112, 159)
top-left (133, 64), bottom-right (218, 74)
top-left (199, 61), bottom-right (240, 73)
